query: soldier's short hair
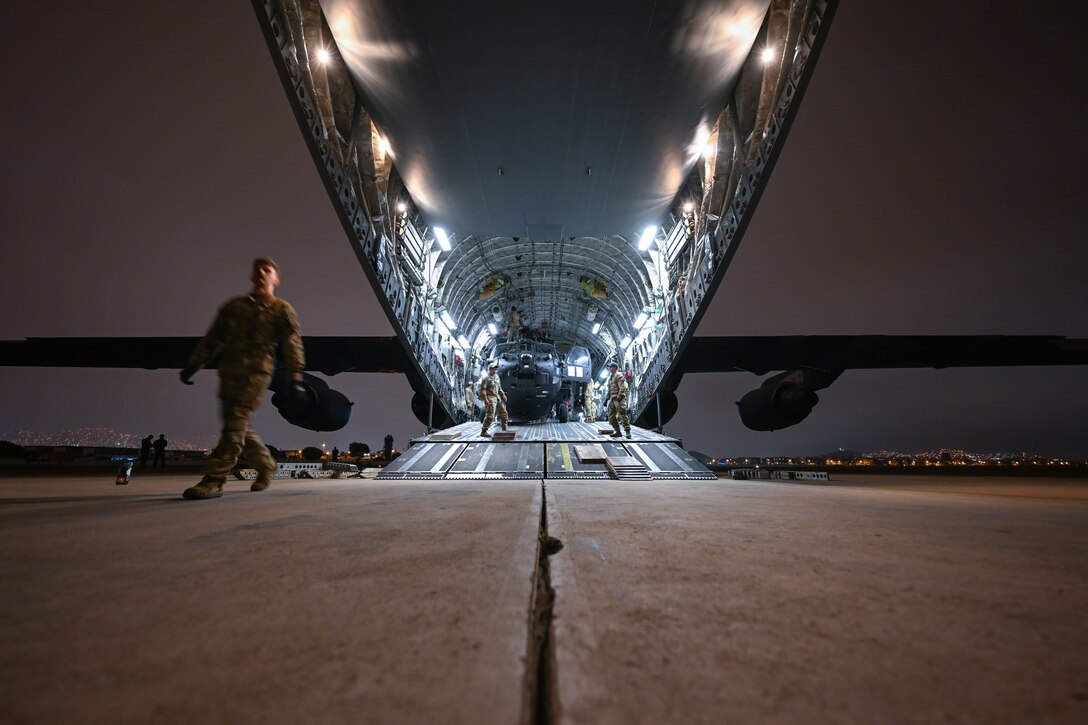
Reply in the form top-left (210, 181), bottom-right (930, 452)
top-left (608, 362), bottom-right (618, 369)
top-left (253, 257), bottom-right (279, 273)
top-left (489, 362), bottom-right (498, 369)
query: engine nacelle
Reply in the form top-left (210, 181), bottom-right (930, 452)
top-left (736, 382), bottom-right (819, 431)
top-left (271, 382), bottom-right (353, 432)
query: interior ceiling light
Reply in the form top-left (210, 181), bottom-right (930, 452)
top-left (633, 312), bottom-right (649, 330)
top-left (457, 335), bottom-right (470, 349)
top-left (638, 225), bottom-right (657, 251)
top-left (440, 310), bottom-right (457, 330)
top-left (620, 335), bottom-right (633, 349)
top-left (434, 226), bottom-right (451, 252)
top-left (316, 48), bottom-right (331, 65)
top-left (591, 322), bottom-right (602, 335)
top-left (378, 136), bottom-right (392, 157)
top-left (761, 46), bottom-right (776, 64)
top-left (488, 322), bottom-right (498, 335)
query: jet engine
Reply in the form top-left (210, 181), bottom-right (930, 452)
top-left (270, 373), bottom-right (353, 432)
top-left (736, 368), bottom-right (840, 431)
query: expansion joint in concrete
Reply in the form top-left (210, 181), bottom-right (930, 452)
top-left (521, 481), bottom-right (563, 725)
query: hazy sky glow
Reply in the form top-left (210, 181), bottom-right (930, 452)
top-left (1, 2), bottom-right (1086, 457)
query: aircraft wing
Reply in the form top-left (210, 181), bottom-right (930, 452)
top-left (0, 336), bottom-right (409, 375)
top-left (676, 335), bottom-right (1088, 376)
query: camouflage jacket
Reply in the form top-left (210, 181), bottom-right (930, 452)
top-left (608, 372), bottom-right (628, 402)
top-left (188, 294), bottom-right (304, 378)
top-left (478, 372), bottom-right (504, 399)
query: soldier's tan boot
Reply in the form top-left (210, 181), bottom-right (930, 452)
top-left (183, 478), bottom-right (224, 500)
top-left (625, 430), bottom-right (632, 439)
top-left (481, 430), bottom-right (491, 437)
top-left (610, 430), bottom-right (622, 437)
top-left (251, 469), bottom-right (273, 492)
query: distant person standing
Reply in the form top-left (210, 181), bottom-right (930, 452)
top-left (139, 434), bottom-right (153, 469)
top-left (152, 434), bottom-right (168, 468)
top-left (583, 385), bottom-right (596, 423)
top-left (606, 362), bottom-right (631, 439)
top-left (178, 257), bottom-right (306, 500)
top-left (507, 306), bottom-right (521, 339)
top-left (331, 446), bottom-right (340, 462)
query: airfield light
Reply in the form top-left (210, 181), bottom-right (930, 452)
top-left (591, 322), bottom-right (602, 335)
top-left (488, 322), bottom-right (498, 335)
top-left (619, 335), bottom-right (633, 349)
top-left (434, 226), bottom-right (451, 251)
top-left (440, 310), bottom-right (457, 331)
top-left (316, 48), bottom-right (332, 65)
top-left (638, 225), bottom-right (657, 251)
top-left (633, 312), bottom-right (649, 330)
top-left (761, 47), bottom-right (775, 64)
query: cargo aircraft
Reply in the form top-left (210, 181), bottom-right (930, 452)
top-left (3, 0), bottom-right (1087, 434)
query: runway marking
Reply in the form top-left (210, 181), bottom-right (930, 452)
top-left (431, 444), bottom-right (463, 473)
top-left (627, 444), bottom-right (659, 472)
top-left (475, 444), bottom-right (497, 473)
top-left (655, 443), bottom-right (694, 471)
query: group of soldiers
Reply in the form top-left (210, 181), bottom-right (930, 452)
top-left (465, 360), bottom-right (631, 439)
top-left (178, 260), bottom-right (637, 502)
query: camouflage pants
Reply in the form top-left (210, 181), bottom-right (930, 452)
top-left (201, 372), bottom-right (276, 483)
top-left (481, 395), bottom-right (508, 431)
top-left (608, 398), bottom-right (630, 434)
top-left (584, 398), bottom-right (596, 423)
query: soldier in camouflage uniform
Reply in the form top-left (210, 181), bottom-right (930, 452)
top-left (583, 383), bottom-right (596, 423)
top-left (179, 257), bottom-right (306, 500)
top-left (607, 362), bottom-right (631, 439)
top-left (478, 362), bottom-right (508, 437)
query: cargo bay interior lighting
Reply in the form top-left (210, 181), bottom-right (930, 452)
top-left (591, 322), bottom-right (601, 335)
top-left (620, 335), bottom-right (633, 349)
top-left (633, 312), bottom-right (649, 330)
top-left (638, 225), bottom-right (657, 251)
top-left (488, 322), bottom-right (498, 335)
top-left (434, 226), bottom-right (451, 252)
top-left (439, 310), bottom-right (457, 331)
top-left (316, 48), bottom-right (331, 65)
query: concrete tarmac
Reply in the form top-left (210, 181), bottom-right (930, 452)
top-left (1, 473), bottom-right (1086, 723)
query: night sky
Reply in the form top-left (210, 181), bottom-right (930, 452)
top-left (1, 2), bottom-right (1086, 457)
